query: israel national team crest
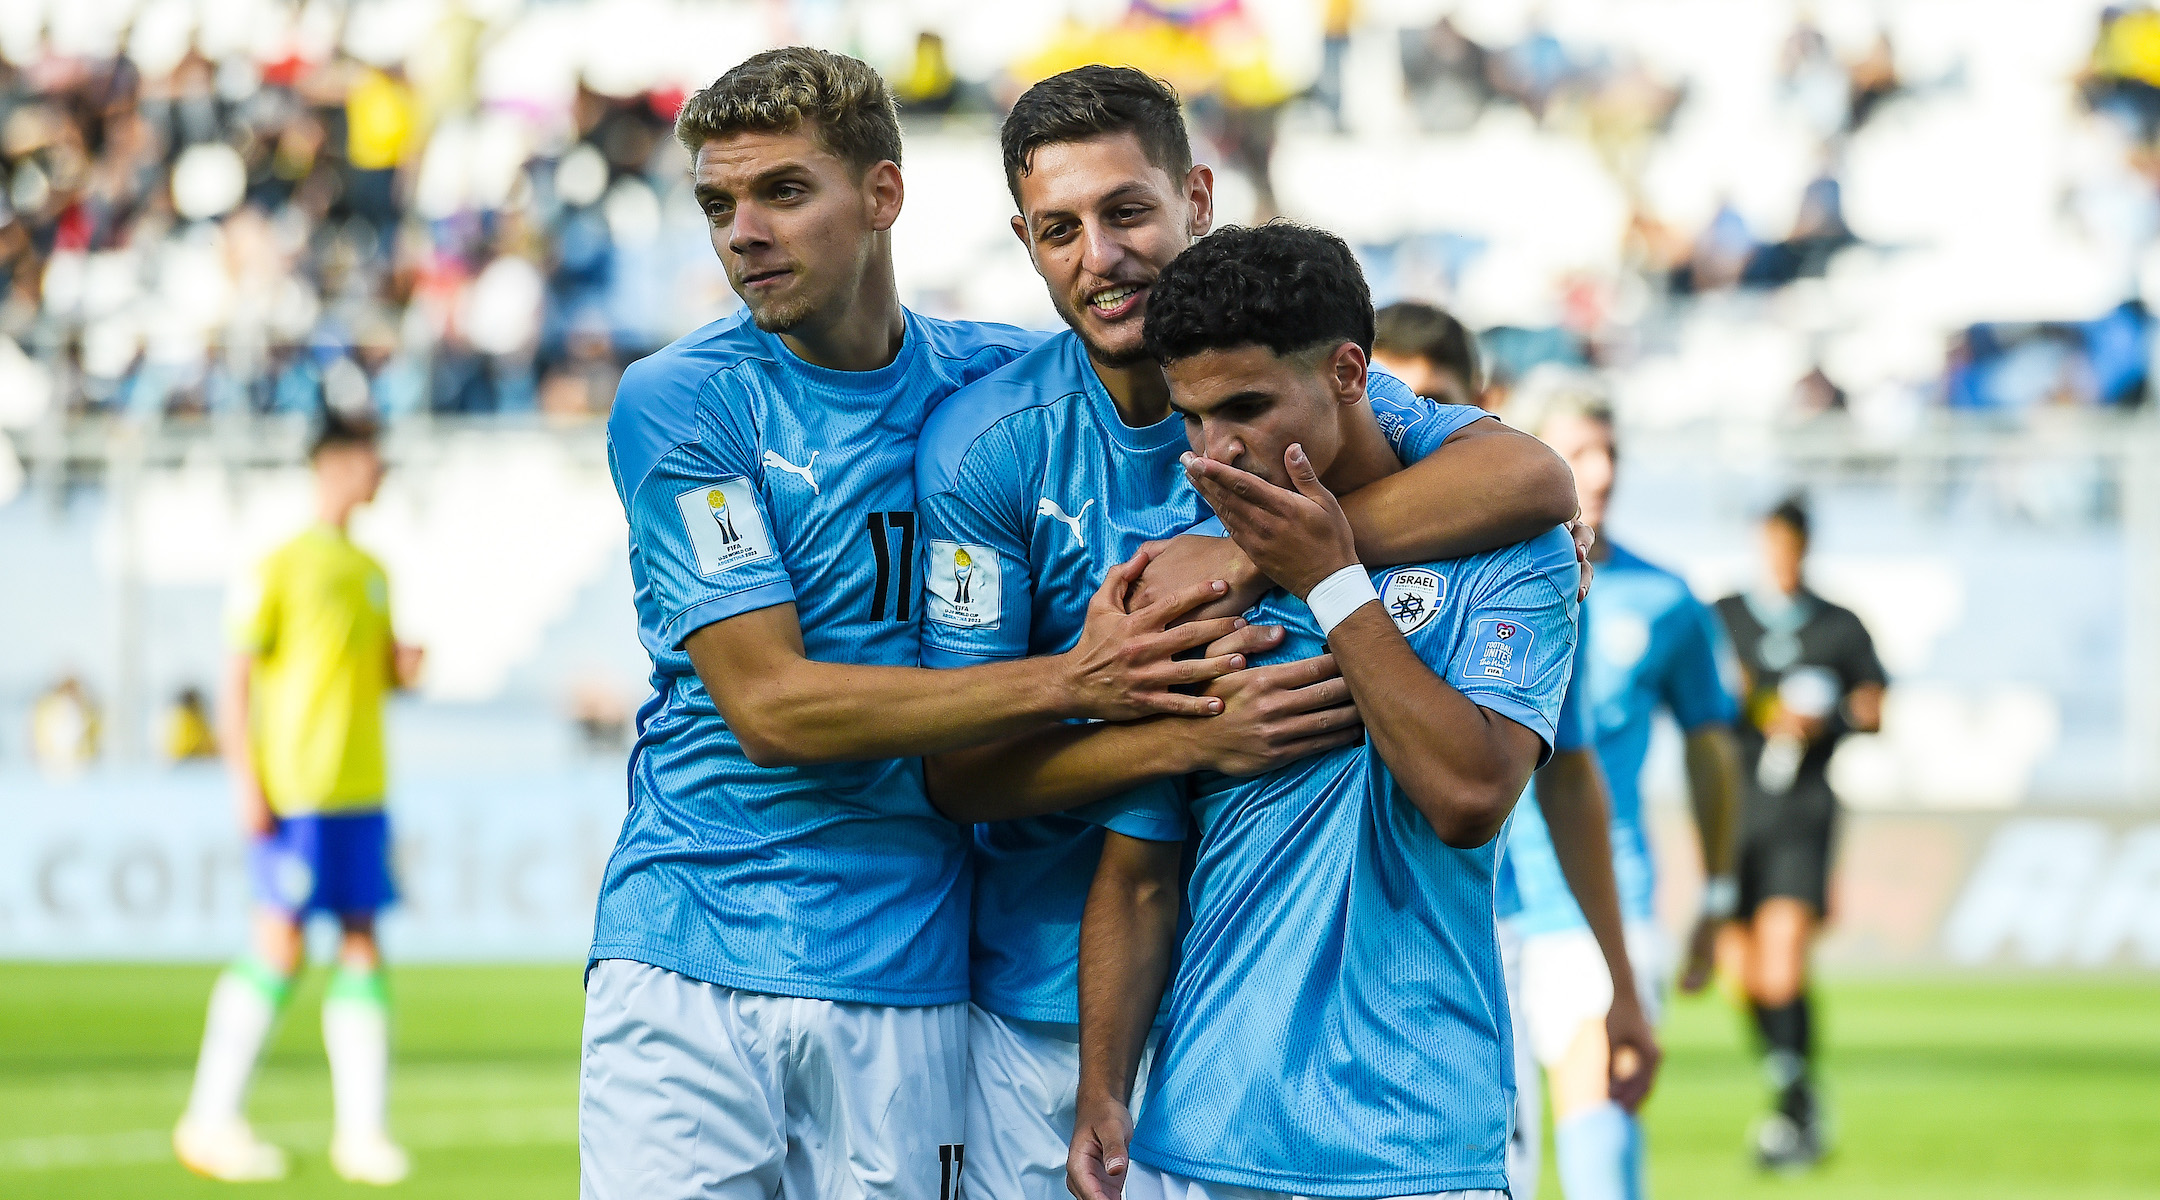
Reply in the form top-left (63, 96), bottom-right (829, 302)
top-left (1379, 567), bottom-right (1446, 634)
top-left (925, 539), bottom-right (1001, 629)
top-left (675, 478), bottom-right (775, 577)
top-left (1469, 617), bottom-right (1537, 686)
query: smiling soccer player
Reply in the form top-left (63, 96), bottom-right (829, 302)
top-left (911, 67), bottom-right (1586, 1199)
top-left (1069, 222), bottom-right (1579, 1200)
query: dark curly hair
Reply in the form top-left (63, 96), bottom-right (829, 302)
top-left (1001, 65), bottom-right (1191, 209)
top-left (1143, 222), bottom-right (1374, 365)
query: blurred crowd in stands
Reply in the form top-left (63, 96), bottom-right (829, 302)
top-left (0, 0), bottom-right (2154, 431)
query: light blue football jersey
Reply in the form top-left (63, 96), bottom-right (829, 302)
top-left (1123, 527), bottom-right (1579, 1197)
top-left (1501, 540), bottom-right (1737, 938)
top-left (1494, 626), bottom-right (1594, 920)
top-left (915, 329), bottom-right (1491, 1023)
top-left (591, 308), bottom-right (1045, 1005)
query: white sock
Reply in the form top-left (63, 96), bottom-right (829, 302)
top-left (183, 958), bottom-right (291, 1126)
top-left (323, 967), bottom-right (391, 1141)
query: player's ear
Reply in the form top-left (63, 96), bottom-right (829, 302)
top-left (1330, 342), bottom-right (1368, 407)
top-left (1185, 164), bottom-right (1215, 238)
top-left (865, 160), bottom-right (904, 233)
top-left (1010, 213), bottom-right (1040, 268)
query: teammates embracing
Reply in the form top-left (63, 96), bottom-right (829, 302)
top-left (579, 47), bottom-right (1673, 1200)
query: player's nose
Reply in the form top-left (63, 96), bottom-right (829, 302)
top-left (727, 204), bottom-right (774, 254)
top-left (1077, 218), bottom-right (1124, 278)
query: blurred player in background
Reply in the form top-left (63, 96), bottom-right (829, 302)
top-left (1371, 300), bottom-right (1494, 410)
top-left (581, 49), bottom-right (1259, 1200)
top-left (915, 67), bottom-right (1581, 1200)
top-left (1505, 372), bottom-right (1744, 1200)
top-left (1070, 222), bottom-right (1578, 1200)
top-left (174, 411), bottom-right (423, 1185)
top-left (1714, 497), bottom-right (1887, 1172)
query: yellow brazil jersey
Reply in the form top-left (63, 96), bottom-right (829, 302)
top-left (228, 526), bottom-right (396, 815)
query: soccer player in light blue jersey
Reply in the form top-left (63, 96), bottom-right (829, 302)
top-left (1371, 308), bottom-right (1667, 1200)
top-left (582, 50), bottom-right (1270, 1200)
top-left (1071, 223), bottom-right (1579, 1200)
top-left (911, 68), bottom-right (1586, 1200)
top-left (1499, 371), bottom-right (1745, 1200)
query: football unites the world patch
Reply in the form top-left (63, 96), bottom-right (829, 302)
top-left (1379, 567), bottom-right (1446, 634)
top-left (675, 478), bottom-right (775, 577)
top-left (924, 539), bottom-right (1001, 629)
top-left (1468, 617), bottom-right (1537, 686)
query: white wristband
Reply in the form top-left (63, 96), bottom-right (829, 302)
top-left (1701, 875), bottom-right (1739, 920)
top-left (1305, 564), bottom-right (1379, 637)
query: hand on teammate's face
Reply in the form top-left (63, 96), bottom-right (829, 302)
top-left (1183, 445), bottom-right (1359, 599)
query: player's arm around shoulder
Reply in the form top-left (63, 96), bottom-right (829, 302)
top-left (1339, 372), bottom-right (1579, 566)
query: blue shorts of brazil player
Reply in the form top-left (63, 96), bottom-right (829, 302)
top-left (248, 809), bottom-right (395, 918)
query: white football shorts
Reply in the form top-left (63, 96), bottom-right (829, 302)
top-left (1123, 1161), bottom-right (1508, 1200)
top-left (578, 959), bottom-right (968, 1200)
top-left (1517, 921), bottom-right (1667, 1069)
top-left (962, 1002), bottom-right (1154, 1200)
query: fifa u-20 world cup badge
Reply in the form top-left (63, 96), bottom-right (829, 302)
top-left (926, 539), bottom-right (1000, 630)
top-left (676, 478), bottom-right (774, 576)
top-left (708, 489), bottom-right (739, 544)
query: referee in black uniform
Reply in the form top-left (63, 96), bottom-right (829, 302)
top-left (1713, 496), bottom-right (1886, 1172)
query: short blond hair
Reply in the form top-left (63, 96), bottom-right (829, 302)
top-left (675, 47), bottom-right (903, 171)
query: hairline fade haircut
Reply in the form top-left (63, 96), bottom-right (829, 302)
top-left (1000, 65), bottom-right (1193, 210)
top-left (1143, 221), bottom-right (1375, 366)
top-left (1374, 300), bottom-right (1482, 391)
top-left (675, 47), bottom-right (903, 172)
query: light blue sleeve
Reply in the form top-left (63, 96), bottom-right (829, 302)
top-left (1660, 596), bottom-right (1740, 731)
top-left (1071, 780), bottom-right (1189, 842)
top-left (1368, 365), bottom-right (1494, 464)
top-left (1417, 530), bottom-right (1581, 763)
top-left (917, 423), bottom-right (1036, 667)
top-left (620, 385), bottom-right (795, 651)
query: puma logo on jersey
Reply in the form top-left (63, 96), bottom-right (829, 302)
top-left (762, 449), bottom-right (819, 494)
top-left (1037, 497), bottom-right (1093, 542)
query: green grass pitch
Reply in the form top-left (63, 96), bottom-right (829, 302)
top-left (1, 965), bottom-right (2155, 1198)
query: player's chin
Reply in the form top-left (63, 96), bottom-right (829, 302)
top-left (1080, 324), bottom-right (1152, 369)
top-left (739, 277), bottom-right (820, 332)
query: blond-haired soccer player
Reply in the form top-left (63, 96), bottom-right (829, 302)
top-left (175, 411), bottom-right (422, 1185)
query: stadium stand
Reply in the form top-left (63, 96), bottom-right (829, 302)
top-left (0, 0), bottom-right (2151, 438)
